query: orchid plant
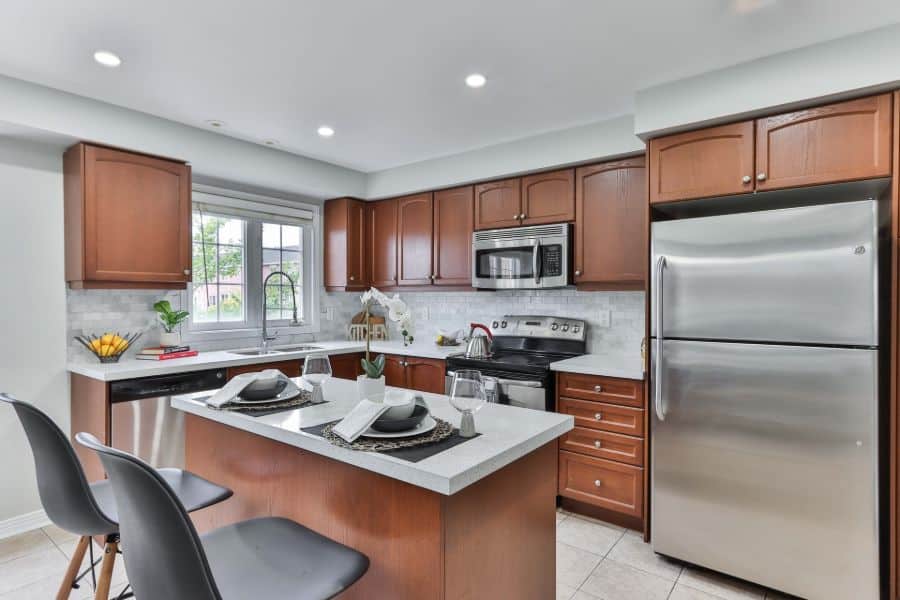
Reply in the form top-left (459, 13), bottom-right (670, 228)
top-left (360, 287), bottom-right (415, 378)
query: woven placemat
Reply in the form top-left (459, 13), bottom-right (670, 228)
top-left (204, 389), bottom-right (315, 417)
top-left (319, 417), bottom-right (455, 452)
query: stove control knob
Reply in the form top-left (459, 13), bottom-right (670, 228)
top-left (573, 326), bottom-right (580, 333)
top-left (562, 324), bottom-right (570, 332)
top-left (500, 320), bottom-right (507, 328)
top-left (551, 323), bottom-right (559, 331)
top-left (492, 321), bottom-right (499, 328)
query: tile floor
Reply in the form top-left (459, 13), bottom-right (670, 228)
top-left (0, 511), bottom-right (797, 599)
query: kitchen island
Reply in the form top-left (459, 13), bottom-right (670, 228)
top-left (172, 377), bottom-right (573, 599)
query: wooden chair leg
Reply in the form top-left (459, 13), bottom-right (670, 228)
top-left (56, 536), bottom-right (91, 600)
top-left (94, 540), bottom-right (118, 600)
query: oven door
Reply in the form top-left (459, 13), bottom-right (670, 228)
top-left (445, 371), bottom-right (549, 411)
top-left (472, 234), bottom-right (568, 289)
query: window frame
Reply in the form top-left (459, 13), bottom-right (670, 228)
top-left (182, 185), bottom-right (321, 343)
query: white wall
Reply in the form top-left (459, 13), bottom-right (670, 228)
top-left (0, 137), bottom-right (68, 525)
top-left (634, 22), bottom-right (900, 138)
top-left (366, 115), bottom-right (644, 199)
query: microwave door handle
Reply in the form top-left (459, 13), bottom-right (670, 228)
top-left (654, 255), bottom-right (667, 422)
top-left (533, 240), bottom-right (541, 284)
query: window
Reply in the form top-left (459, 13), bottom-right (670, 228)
top-left (185, 188), bottom-right (319, 337)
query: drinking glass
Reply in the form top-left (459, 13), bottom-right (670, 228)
top-left (302, 354), bottom-right (332, 403)
top-left (449, 369), bottom-right (489, 437)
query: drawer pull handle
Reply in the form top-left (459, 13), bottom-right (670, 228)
top-left (594, 479), bottom-right (602, 487)
top-left (593, 385), bottom-right (603, 393)
top-left (594, 413), bottom-right (602, 421)
top-left (594, 440), bottom-right (602, 449)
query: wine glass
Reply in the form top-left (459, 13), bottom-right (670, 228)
top-left (302, 354), bottom-right (332, 404)
top-left (449, 370), bottom-right (488, 438)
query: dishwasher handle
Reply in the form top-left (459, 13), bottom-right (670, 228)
top-left (110, 369), bottom-right (226, 402)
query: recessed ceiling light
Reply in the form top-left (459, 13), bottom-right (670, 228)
top-left (317, 125), bottom-right (335, 138)
top-left (465, 73), bottom-right (487, 88)
top-left (263, 139), bottom-right (278, 146)
top-left (93, 50), bottom-right (122, 68)
top-left (205, 119), bottom-right (226, 128)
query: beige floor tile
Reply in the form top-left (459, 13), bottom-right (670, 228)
top-left (0, 572), bottom-right (99, 600)
top-left (557, 582), bottom-right (578, 600)
top-left (0, 529), bottom-right (54, 564)
top-left (556, 511), bottom-right (568, 524)
top-left (764, 590), bottom-right (803, 599)
top-left (581, 559), bottom-right (675, 600)
top-left (42, 524), bottom-right (79, 546)
top-left (571, 591), bottom-right (600, 600)
top-left (0, 547), bottom-right (67, 595)
top-left (679, 567), bottom-right (767, 600)
top-left (557, 542), bottom-right (603, 588)
top-left (669, 583), bottom-right (726, 600)
top-left (606, 534), bottom-right (683, 581)
top-left (557, 515), bottom-right (624, 556)
top-left (56, 538), bottom-right (129, 587)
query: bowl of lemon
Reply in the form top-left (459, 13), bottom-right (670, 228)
top-left (75, 332), bottom-right (142, 363)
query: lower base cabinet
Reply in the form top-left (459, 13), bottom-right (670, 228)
top-left (559, 450), bottom-right (643, 518)
top-left (383, 354), bottom-right (445, 394)
top-left (329, 352), bottom-right (363, 380)
top-left (226, 359), bottom-right (302, 381)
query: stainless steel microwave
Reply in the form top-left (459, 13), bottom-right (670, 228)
top-left (472, 223), bottom-right (571, 289)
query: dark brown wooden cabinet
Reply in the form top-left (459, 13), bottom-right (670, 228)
top-left (226, 359), bottom-right (302, 381)
top-left (574, 158), bottom-right (646, 289)
top-left (755, 93), bottom-right (892, 191)
top-left (383, 354), bottom-right (407, 388)
top-left (433, 186), bottom-right (474, 286)
top-left (324, 197), bottom-right (368, 291)
top-left (474, 178), bottom-right (522, 230)
top-left (397, 193), bottom-right (434, 285)
top-left (382, 355), bottom-right (445, 394)
top-left (64, 143), bottom-right (192, 289)
top-left (330, 352), bottom-right (363, 380)
top-left (521, 168), bottom-right (575, 225)
top-left (367, 199), bottom-right (398, 287)
top-left (559, 451), bottom-right (643, 518)
top-left (649, 121), bottom-right (755, 204)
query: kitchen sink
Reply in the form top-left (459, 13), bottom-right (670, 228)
top-left (227, 349), bottom-right (284, 356)
top-left (274, 345), bottom-right (323, 352)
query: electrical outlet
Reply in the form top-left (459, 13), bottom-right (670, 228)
top-left (324, 307), bottom-right (334, 321)
top-left (597, 309), bottom-right (611, 328)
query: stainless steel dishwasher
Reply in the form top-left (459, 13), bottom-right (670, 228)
top-left (109, 369), bottom-right (226, 468)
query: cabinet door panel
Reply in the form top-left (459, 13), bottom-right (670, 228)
top-left (559, 451), bottom-right (643, 517)
top-left (558, 398), bottom-right (644, 436)
top-left (383, 355), bottom-right (406, 388)
top-left (575, 158), bottom-right (646, 286)
top-left (649, 121), bottom-right (754, 203)
top-left (330, 353), bottom-right (363, 380)
top-left (398, 193), bottom-right (434, 285)
top-left (756, 94), bottom-right (892, 191)
top-left (474, 178), bottom-right (521, 230)
top-left (226, 359), bottom-right (301, 381)
top-left (405, 358), bottom-right (445, 394)
top-left (521, 169), bottom-right (575, 225)
top-left (368, 199), bottom-right (398, 287)
top-left (433, 186), bottom-right (474, 286)
top-left (84, 146), bottom-right (191, 282)
top-left (347, 200), bottom-right (368, 289)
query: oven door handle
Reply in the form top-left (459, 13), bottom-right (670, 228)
top-left (446, 371), bottom-right (544, 388)
top-left (533, 240), bottom-right (541, 285)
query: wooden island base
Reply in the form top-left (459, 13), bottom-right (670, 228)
top-left (185, 414), bottom-right (557, 599)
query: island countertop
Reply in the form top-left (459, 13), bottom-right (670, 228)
top-left (171, 377), bottom-right (572, 495)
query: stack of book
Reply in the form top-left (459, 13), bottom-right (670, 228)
top-left (135, 345), bottom-right (199, 361)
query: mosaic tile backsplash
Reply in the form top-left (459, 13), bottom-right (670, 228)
top-left (67, 288), bottom-right (645, 362)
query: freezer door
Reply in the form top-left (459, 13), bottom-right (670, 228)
top-left (651, 340), bottom-right (879, 600)
top-left (651, 200), bottom-right (878, 345)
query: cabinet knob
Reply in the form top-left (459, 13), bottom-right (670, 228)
top-left (183, 269), bottom-right (191, 275)
top-left (594, 479), bottom-right (602, 487)
top-left (520, 213), bottom-right (527, 220)
top-left (349, 275), bottom-right (355, 281)
top-left (513, 214), bottom-right (519, 219)
top-left (574, 270), bottom-right (581, 276)
top-left (742, 175), bottom-right (752, 184)
top-left (594, 440), bottom-right (602, 449)
top-left (593, 385), bottom-right (603, 393)
top-left (757, 173), bottom-right (767, 182)
top-left (594, 413), bottom-right (603, 421)
top-left (430, 275), bottom-right (435, 281)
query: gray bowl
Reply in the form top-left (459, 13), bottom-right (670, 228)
top-left (371, 404), bottom-right (429, 432)
top-left (239, 378), bottom-right (288, 401)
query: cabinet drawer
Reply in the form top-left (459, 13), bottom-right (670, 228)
top-left (561, 428), bottom-right (644, 467)
top-left (557, 372), bottom-right (643, 407)
top-left (559, 451), bottom-right (643, 517)
top-left (558, 398), bottom-right (644, 436)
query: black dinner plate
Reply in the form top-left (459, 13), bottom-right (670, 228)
top-left (371, 404), bottom-right (429, 432)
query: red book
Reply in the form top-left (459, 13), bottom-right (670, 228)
top-left (135, 350), bottom-right (199, 361)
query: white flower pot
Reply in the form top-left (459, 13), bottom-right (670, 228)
top-left (357, 375), bottom-right (386, 403)
top-left (160, 331), bottom-right (181, 347)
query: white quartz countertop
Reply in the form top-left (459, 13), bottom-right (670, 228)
top-left (171, 377), bottom-right (572, 495)
top-left (549, 353), bottom-right (645, 381)
top-left (67, 340), bottom-right (465, 381)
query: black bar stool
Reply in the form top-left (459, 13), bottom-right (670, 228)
top-left (1, 393), bottom-right (233, 599)
top-left (76, 432), bottom-right (370, 600)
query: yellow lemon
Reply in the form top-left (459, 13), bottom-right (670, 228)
top-left (101, 333), bottom-right (114, 345)
top-left (90, 339), bottom-right (102, 352)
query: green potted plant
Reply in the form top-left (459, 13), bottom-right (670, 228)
top-left (358, 288), bottom-right (414, 401)
top-left (154, 300), bottom-right (190, 347)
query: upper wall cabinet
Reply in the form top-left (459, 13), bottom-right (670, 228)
top-left (521, 169), bottom-right (575, 225)
top-left (474, 178), bottom-right (522, 230)
top-left (367, 198), bottom-right (398, 288)
top-left (648, 121), bottom-right (755, 204)
top-left (324, 197), bottom-right (368, 291)
top-left (397, 192), bottom-right (434, 285)
top-left (433, 186), bottom-right (474, 286)
top-left (575, 158), bottom-right (646, 289)
top-left (755, 94), bottom-right (892, 191)
top-left (64, 143), bottom-right (192, 289)
top-left (649, 93), bottom-right (894, 204)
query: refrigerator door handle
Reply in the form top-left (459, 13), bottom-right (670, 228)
top-left (654, 255), bottom-right (667, 421)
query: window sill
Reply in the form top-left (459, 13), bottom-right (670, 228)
top-left (182, 321), bottom-right (321, 343)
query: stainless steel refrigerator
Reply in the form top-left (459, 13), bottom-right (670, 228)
top-left (651, 198), bottom-right (882, 600)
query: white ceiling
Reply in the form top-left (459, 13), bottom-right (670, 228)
top-left (1, 1), bottom-right (899, 172)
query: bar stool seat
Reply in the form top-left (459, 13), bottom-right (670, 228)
top-left (202, 517), bottom-right (370, 600)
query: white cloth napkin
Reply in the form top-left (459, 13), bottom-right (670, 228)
top-left (332, 399), bottom-right (391, 443)
top-left (205, 369), bottom-right (302, 408)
